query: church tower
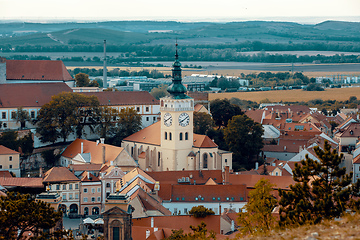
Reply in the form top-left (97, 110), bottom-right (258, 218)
top-left (160, 44), bottom-right (194, 171)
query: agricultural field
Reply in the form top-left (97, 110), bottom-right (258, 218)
top-left (209, 87), bottom-right (360, 103)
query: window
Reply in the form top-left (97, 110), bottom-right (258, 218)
top-left (75, 194), bottom-right (79, 199)
top-left (11, 112), bottom-right (16, 119)
top-left (97, 187), bottom-right (101, 192)
top-left (0, 165), bottom-right (2, 169)
top-left (226, 197), bottom-right (229, 200)
top-left (169, 132), bottom-right (172, 140)
top-left (146, 117), bottom-right (149, 121)
top-left (63, 185), bottom-right (66, 190)
top-left (153, 117), bottom-right (156, 121)
top-left (30, 111), bottom-right (35, 119)
top-left (69, 193), bottom-right (73, 200)
top-left (136, 107), bottom-right (140, 112)
top-left (69, 184), bottom-right (72, 190)
top-left (203, 153), bottom-right (208, 169)
top-left (179, 132), bottom-right (183, 141)
top-left (146, 107), bottom-right (149, 112)
top-left (84, 197), bottom-right (88, 203)
top-left (9, 156), bottom-right (12, 161)
top-left (182, 197), bottom-right (185, 201)
top-left (1, 112), bottom-right (6, 119)
top-left (185, 132), bottom-right (188, 140)
top-left (184, 208), bottom-right (187, 214)
top-left (174, 208), bottom-right (177, 214)
top-left (91, 197), bottom-right (95, 202)
top-left (84, 188), bottom-right (88, 193)
top-left (225, 159), bottom-right (227, 163)
top-left (97, 197), bottom-right (101, 202)
top-left (165, 132), bottom-right (167, 140)
top-left (106, 183), bottom-right (110, 188)
top-left (195, 197), bottom-right (198, 201)
top-left (212, 197), bottom-right (216, 201)
top-left (91, 188), bottom-right (95, 193)
top-left (176, 197), bottom-right (179, 201)
top-left (56, 185), bottom-right (60, 190)
top-left (3, 123), bottom-right (7, 128)
top-left (158, 152), bottom-right (161, 166)
top-left (217, 197), bottom-right (221, 201)
top-left (106, 192), bottom-right (110, 197)
top-left (63, 194), bottom-right (66, 200)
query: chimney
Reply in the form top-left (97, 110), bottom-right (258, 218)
top-left (224, 166), bottom-right (230, 185)
top-left (39, 167), bottom-right (43, 178)
top-left (151, 217), bottom-right (154, 228)
top-left (102, 146), bottom-right (106, 164)
top-left (110, 161), bottom-right (114, 166)
top-left (284, 146), bottom-right (287, 151)
top-left (100, 138), bottom-right (105, 144)
top-left (103, 40), bottom-right (107, 89)
top-left (81, 142), bottom-right (84, 154)
top-left (96, 140), bottom-right (99, 145)
top-left (87, 171), bottom-right (90, 179)
top-left (255, 162), bottom-right (259, 170)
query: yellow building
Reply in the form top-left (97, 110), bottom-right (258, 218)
top-left (122, 46), bottom-right (232, 172)
top-left (0, 145), bottom-right (20, 177)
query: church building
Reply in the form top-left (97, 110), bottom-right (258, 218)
top-left (121, 45), bottom-right (232, 171)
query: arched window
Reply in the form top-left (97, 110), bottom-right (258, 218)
top-left (185, 132), bottom-right (188, 140)
top-left (169, 132), bottom-right (172, 140)
top-left (106, 183), bottom-right (110, 188)
top-left (92, 207), bottom-right (100, 215)
top-left (165, 132), bottom-right (167, 140)
top-left (179, 132), bottom-right (183, 140)
top-left (203, 153), bottom-right (208, 169)
top-left (84, 207), bottom-right (89, 216)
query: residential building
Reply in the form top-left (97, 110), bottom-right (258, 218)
top-left (80, 171), bottom-right (102, 216)
top-left (42, 167), bottom-right (81, 217)
top-left (0, 145), bottom-right (20, 177)
top-left (0, 58), bottom-right (75, 86)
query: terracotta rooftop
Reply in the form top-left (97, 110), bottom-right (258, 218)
top-left (68, 163), bottom-right (103, 172)
top-left (43, 167), bottom-right (79, 183)
top-left (0, 170), bottom-right (12, 178)
top-left (61, 138), bottom-right (134, 165)
top-left (81, 91), bottom-right (159, 106)
top-left (262, 143), bottom-right (299, 153)
top-left (0, 145), bottom-right (19, 155)
top-left (353, 154), bottom-right (360, 164)
top-left (6, 59), bottom-right (73, 81)
top-left (194, 103), bottom-right (205, 112)
top-left (79, 171), bottom-right (100, 182)
top-left (0, 83), bottom-right (72, 108)
top-left (229, 174), bottom-right (295, 190)
top-left (193, 134), bottom-right (218, 148)
top-left (123, 121), bottom-right (161, 146)
top-left (244, 109), bottom-right (264, 123)
top-left (146, 170), bottom-right (223, 185)
top-left (0, 177), bottom-right (44, 188)
top-left (338, 123), bottom-right (360, 138)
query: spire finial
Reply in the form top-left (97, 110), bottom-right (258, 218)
top-left (175, 39), bottom-right (178, 60)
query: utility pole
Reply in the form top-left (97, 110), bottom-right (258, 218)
top-left (103, 40), bottom-right (107, 89)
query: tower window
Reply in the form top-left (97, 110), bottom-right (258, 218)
top-left (179, 132), bottom-right (183, 141)
top-left (165, 132), bottom-right (167, 140)
top-left (203, 153), bottom-right (208, 169)
top-left (185, 132), bottom-right (188, 140)
top-left (169, 132), bottom-right (172, 140)
top-left (158, 152), bottom-right (161, 166)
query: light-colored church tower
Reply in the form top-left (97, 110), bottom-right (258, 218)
top-left (160, 44), bottom-right (194, 171)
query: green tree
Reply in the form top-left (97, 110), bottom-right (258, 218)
top-left (75, 73), bottom-right (90, 87)
top-left (189, 205), bottom-right (215, 218)
top-left (210, 99), bottom-right (242, 129)
top-left (0, 131), bottom-right (19, 151)
top-left (109, 107), bottom-right (142, 146)
top-left (13, 106), bottom-right (30, 130)
top-left (96, 106), bottom-right (119, 138)
top-left (237, 179), bottom-right (277, 236)
top-left (166, 222), bottom-right (216, 240)
top-left (224, 115), bottom-right (264, 170)
top-left (36, 92), bottom-right (100, 143)
top-left (150, 84), bottom-right (169, 100)
top-left (278, 141), bottom-right (360, 227)
top-left (0, 192), bottom-right (62, 239)
top-left (193, 112), bottom-right (214, 135)
top-left (41, 149), bottom-right (61, 167)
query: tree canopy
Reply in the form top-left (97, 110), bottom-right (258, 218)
top-left (36, 92), bottom-right (100, 143)
top-left (193, 112), bottom-right (214, 135)
top-left (13, 106), bottom-right (30, 130)
top-left (75, 73), bottom-right (99, 87)
top-left (224, 114), bottom-right (264, 170)
top-left (188, 205), bottom-right (215, 218)
top-left (279, 141), bottom-right (360, 227)
top-left (237, 178), bottom-right (277, 236)
top-left (0, 192), bottom-right (62, 239)
top-left (166, 222), bottom-right (216, 240)
top-left (210, 99), bottom-right (242, 129)
top-left (150, 84), bottom-right (169, 100)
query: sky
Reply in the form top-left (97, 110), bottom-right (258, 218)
top-left (1, 0), bottom-right (360, 23)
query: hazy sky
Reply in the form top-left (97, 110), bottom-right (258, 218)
top-left (1, 0), bottom-right (360, 23)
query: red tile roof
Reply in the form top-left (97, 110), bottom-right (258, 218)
top-left (193, 134), bottom-right (218, 148)
top-left (79, 171), bottom-right (100, 182)
top-left (6, 60), bottom-right (73, 81)
top-left (229, 174), bottom-right (295, 190)
top-left (0, 83), bottom-right (72, 108)
top-left (43, 167), bottom-right (79, 183)
top-left (353, 154), bottom-right (360, 164)
top-left (68, 163), bottom-right (103, 172)
top-left (0, 170), bottom-right (12, 178)
top-left (146, 170), bottom-right (223, 185)
top-left (0, 177), bottom-right (44, 188)
top-left (123, 121), bottom-right (161, 146)
top-left (0, 145), bottom-right (19, 155)
top-left (338, 122), bottom-right (360, 138)
top-left (81, 91), bottom-right (159, 106)
top-left (244, 109), bottom-right (264, 123)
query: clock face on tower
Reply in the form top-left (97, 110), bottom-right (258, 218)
top-left (178, 113), bottom-right (190, 127)
top-left (164, 113), bottom-right (172, 127)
